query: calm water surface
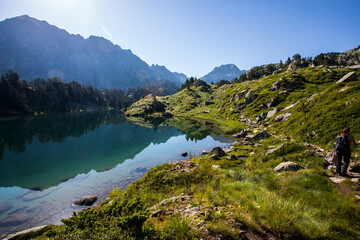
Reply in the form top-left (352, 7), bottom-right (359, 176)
top-left (0, 111), bottom-right (234, 237)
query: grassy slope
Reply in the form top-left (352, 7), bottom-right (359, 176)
top-left (21, 67), bottom-right (360, 240)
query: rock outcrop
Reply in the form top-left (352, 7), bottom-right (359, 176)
top-left (73, 196), bottom-right (98, 206)
top-left (274, 162), bottom-right (300, 172)
top-left (210, 146), bottom-right (226, 158)
top-left (336, 71), bottom-right (356, 84)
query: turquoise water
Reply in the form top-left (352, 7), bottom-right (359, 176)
top-left (0, 112), bottom-right (233, 237)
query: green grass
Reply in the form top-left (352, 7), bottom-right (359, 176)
top-left (22, 66), bottom-right (360, 239)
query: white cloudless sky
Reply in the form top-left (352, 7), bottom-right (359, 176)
top-left (0, 0), bottom-right (359, 77)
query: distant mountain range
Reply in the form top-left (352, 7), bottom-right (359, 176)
top-left (0, 15), bottom-right (187, 90)
top-left (201, 64), bottom-right (245, 83)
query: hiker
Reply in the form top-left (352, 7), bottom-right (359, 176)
top-left (334, 128), bottom-right (360, 176)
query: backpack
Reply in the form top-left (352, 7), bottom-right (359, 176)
top-left (334, 134), bottom-right (349, 151)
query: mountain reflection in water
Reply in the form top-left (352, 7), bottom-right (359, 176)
top-left (0, 112), bottom-right (223, 190)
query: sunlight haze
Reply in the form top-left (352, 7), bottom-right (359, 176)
top-left (0, 0), bottom-right (359, 77)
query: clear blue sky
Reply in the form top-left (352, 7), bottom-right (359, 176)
top-left (0, 0), bottom-right (359, 77)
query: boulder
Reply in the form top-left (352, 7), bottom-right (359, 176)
top-left (325, 151), bottom-right (337, 165)
top-left (266, 98), bottom-right (278, 108)
top-left (267, 108), bottom-right (278, 118)
top-left (274, 162), bottom-right (300, 172)
top-left (231, 129), bottom-right (248, 138)
top-left (349, 163), bottom-right (360, 173)
top-left (274, 113), bottom-right (292, 122)
top-left (210, 146), bottom-right (226, 157)
top-left (272, 81), bottom-right (280, 91)
top-left (337, 71), bottom-right (356, 84)
top-left (244, 90), bottom-right (254, 104)
top-left (0, 200), bottom-right (13, 215)
top-left (209, 154), bottom-right (219, 159)
top-left (226, 154), bottom-right (237, 160)
top-left (0, 213), bottom-right (30, 227)
top-left (256, 113), bottom-right (266, 123)
top-left (251, 130), bottom-right (271, 141)
top-left (202, 150), bottom-right (208, 155)
top-left (73, 196), bottom-right (97, 206)
top-left (329, 177), bottom-right (345, 184)
top-left (266, 144), bottom-right (284, 156)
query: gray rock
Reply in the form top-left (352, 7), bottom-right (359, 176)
top-left (325, 151), bottom-right (337, 165)
top-left (251, 130), bottom-right (271, 141)
top-left (73, 196), bottom-right (97, 206)
top-left (231, 129), bottom-right (248, 138)
top-left (202, 150), bottom-right (209, 155)
top-left (348, 65), bottom-right (360, 69)
top-left (329, 177), bottom-right (345, 184)
top-left (0, 213), bottom-right (30, 227)
top-left (349, 163), bottom-right (360, 173)
top-left (244, 90), bottom-right (254, 104)
top-left (274, 113), bottom-right (292, 122)
top-left (272, 69), bottom-right (282, 75)
top-left (309, 62), bottom-right (315, 67)
top-left (272, 81), bottom-right (280, 91)
top-left (337, 71), bottom-right (356, 84)
top-left (226, 155), bottom-right (237, 160)
top-left (256, 112), bottom-right (266, 123)
top-left (266, 144), bottom-right (284, 156)
top-left (274, 162), bottom-right (300, 172)
top-left (266, 98), bottom-right (278, 108)
top-left (307, 93), bottom-right (318, 101)
top-left (151, 209), bottom-right (162, 217)
top-left (267, 108), bottom-right (278, 118)
top-left (0, 200), bottom-right (13, 215)
top-left (210, 146), bottom-right (226, 157)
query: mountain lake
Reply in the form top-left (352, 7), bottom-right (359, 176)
top-left (0, 111), bottom-right (234, 237)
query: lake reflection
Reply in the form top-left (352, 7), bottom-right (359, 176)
top-left (0, 111), bottom-right (234, 238)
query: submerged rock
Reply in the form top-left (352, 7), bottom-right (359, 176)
top-left (0, 213), bottom-right (30, 227)
top-left (274, 162), bottom-right (300, 172)
top-left (0, 200), bottom-right (13, 215)
top-left (73, 196), bottom-right (97, 206)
